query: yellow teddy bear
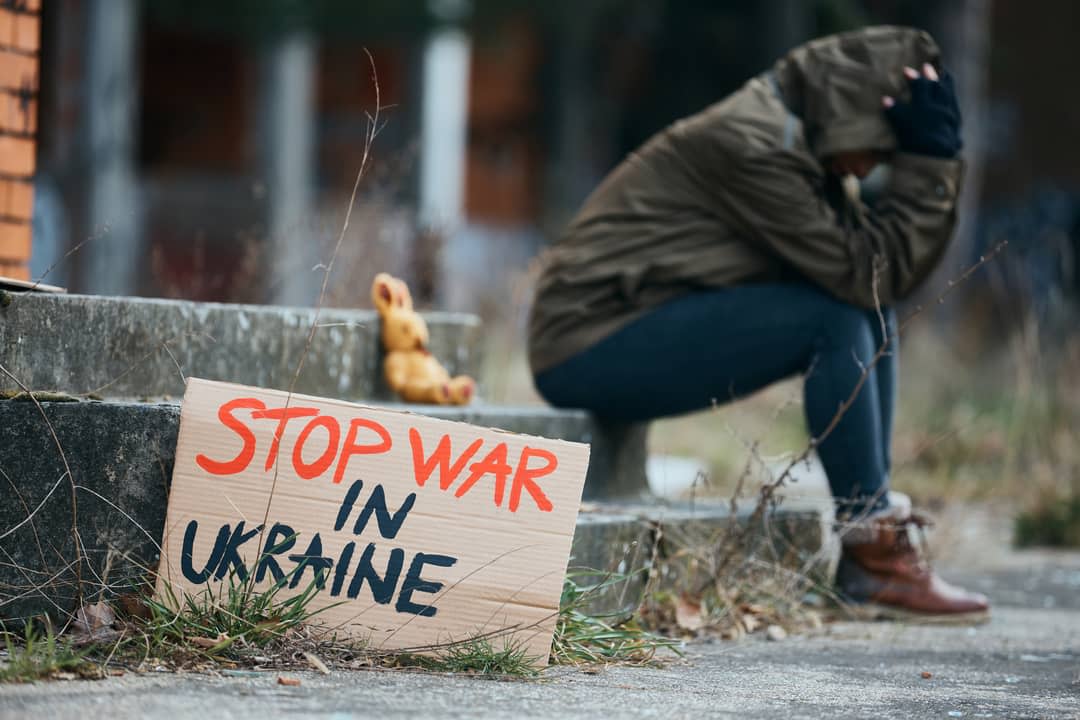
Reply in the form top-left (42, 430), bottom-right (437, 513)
top-left (371, 272), bottom-right (475, 405)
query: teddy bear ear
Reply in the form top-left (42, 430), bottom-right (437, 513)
top-left (371, 273), bottom-right (395, 312)
top-left (394, 278), bottom-right (414, 310)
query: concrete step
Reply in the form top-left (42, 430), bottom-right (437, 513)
top-left (0, 292), bottom-right (481, 401)
top-left (0, 396), bottom-right (652, 622)
top-left (0, 397), bottom-right (829, 625)
top-left (570, 502), bottom-right (837, 616)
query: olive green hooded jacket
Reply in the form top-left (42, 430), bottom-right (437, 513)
top-left (528, 26), bottom-right (963, 374)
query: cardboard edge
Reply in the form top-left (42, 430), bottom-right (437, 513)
top-left (186, 377), bottom-right (592, 453)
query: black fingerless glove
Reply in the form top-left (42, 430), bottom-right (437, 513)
top-left (885, 71), bottom-right (963, 159)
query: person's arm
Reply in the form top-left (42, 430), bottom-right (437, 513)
top-left (724, 149), bottom-right (963, 309)
top-left (722, 63), bottom-right (964, 309)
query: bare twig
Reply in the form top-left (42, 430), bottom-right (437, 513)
top-left (255, 49), bottom-right (385, 554)
top-left (82, 331), bottom-right (214, 398)
top-left (756, 241), bottom-right (1009, 520)
top-left (0, 361), bottom-right (83, 609)
top-left (9, 221), bottom-right (118, 298)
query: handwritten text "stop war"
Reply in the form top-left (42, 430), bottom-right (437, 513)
top-left (193, 398), bottom-right (561, 513)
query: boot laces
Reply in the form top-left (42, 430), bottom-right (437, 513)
top-left (892, 511), bottom-right (934, 572)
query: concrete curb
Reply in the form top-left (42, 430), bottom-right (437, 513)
top-left (570, 502), bottom-right (838, 615)
top-left (0, 397), bottom-right (659, 621)
top-left (0, 292), bottom-right (481, 401)
top-left (0, 398), bottom-right (832, 623)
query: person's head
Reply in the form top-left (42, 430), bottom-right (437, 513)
top-left (771, 26), bottom-right (941, 169)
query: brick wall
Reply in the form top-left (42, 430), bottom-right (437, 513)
top-left (0, 0), bottom-right (39, 281)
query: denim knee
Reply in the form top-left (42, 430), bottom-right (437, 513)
top-left (818, 299), bottom-right (877, 358)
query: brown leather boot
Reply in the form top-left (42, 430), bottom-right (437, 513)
top-left (835, 496), bottom-right (990, 623)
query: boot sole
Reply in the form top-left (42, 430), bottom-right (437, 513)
top-left (841, 602), bottom-right (991, 626)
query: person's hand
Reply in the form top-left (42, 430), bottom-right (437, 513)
top-left (882, 63), bottom-right (962, 159)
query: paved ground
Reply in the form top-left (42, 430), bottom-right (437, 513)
top-left (2, 507), bottom-right (1078, 719)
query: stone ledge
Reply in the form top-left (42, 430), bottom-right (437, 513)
top-left (0, 292), bottom-right (481, 402)
top-left (0, 397), bottom-right (650, 621)
top-left (569, 501), bottom-right (838, 615)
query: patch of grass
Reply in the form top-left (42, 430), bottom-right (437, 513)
top-left (110, 566), bottom-right (679, 677)
top-left (398, 637), bottom-right (540, 677)
top-left (1015, 492), bottom-right (1080, 547)
top-left (551, 574), bottom-right (681, 666)
top-left (389, 573), bottom-right (679, 676)
top-left (139, 566), bottom-right (333, 659)
top-left (433, 637), bottom-right (539, 676)
top-left (0, 623), bottom-right (94, 683)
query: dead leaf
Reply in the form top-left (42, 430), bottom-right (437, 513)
top-left (190, 633), bottom-right (230, 650)
top-left (73, 601), bottom-right (116, 634)
top-left (741, 613), bottom-right (762, 634)
top-left (675, 595), bottom-right (704, 632)
top-left (277, 676), bottom-right (302, 687)
top-left (721, 623), bottom-right (745, 641)
top-left (66, 602), bottom-right (121, 645)
top-left (116, 593), bottom-right (152, 620)
top-left (304, 652), bottom-right (330, 675)
top-left (921, 671), bottom-right (933, 679)
top-left (76, 664), bottom-right (105, 680)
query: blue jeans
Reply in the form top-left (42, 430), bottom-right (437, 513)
top-left (534, 284), bottom-right (897, 516)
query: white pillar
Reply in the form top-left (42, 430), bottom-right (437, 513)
top-left (418, 28), bottom-right (471, 230)
top-left (84, 0), bottom-right (140, 296)
top-left (262, 31), bottom-right (317, 307)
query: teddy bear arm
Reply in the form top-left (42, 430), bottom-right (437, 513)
top-left (383, 352), bottom-right (412, 395)
top-left (398, 377), bottom-right (446, 404)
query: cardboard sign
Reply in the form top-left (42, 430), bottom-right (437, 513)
top-left (157, 378), bottom-right (590, 664)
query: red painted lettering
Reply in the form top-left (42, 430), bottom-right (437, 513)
top-left (293, 415), bottom-right (341, 480)
top-left (509, 446), bottom-right (557, 513)
top-left (251, 406), bottom-right (320, 471)
top-left (409, 429), bottom-right (484, 490)
top-left (195, 398), bottom-right (266, 476)
top-left (332, 417), bottom-right (393, 484)
top-left (454, 442), bottom-right (511, 506)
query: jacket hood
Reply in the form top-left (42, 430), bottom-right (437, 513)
top-left (773, 26), bottom-right (941, 159)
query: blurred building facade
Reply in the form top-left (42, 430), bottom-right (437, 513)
top-left (24, 0), bottom-right (1080, 326)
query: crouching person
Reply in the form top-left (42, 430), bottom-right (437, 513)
top-left (527, 26), bottom-right (988, 621)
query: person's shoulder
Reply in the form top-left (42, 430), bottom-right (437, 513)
top-left (671, 76), bottom-right (805, 160)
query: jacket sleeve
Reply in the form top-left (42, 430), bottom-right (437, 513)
top-left (724, 151), bottom-right (964, 308)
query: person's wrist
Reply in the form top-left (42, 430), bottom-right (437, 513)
top-left (883, 64), bottom-right (962, 160)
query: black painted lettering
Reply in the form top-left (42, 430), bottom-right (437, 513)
top-left (352, 485), bottom-right (416, 540)
top-left (346, 542), bottom-right (404, 603)
top-left (254, 523), bottom-right (297, 584)
top-left (287, 532), bottom-right (334, 589)
top-left (334, 479), bottom-right (364, 532)
top-left (213, 520), bottom-right (263, 582)
top-left (180, 520), bottom-right (229, 584)
top-left (330, 541), bottom-right (356, 597)
top-left (395, 552), bottom-right (457, 617)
